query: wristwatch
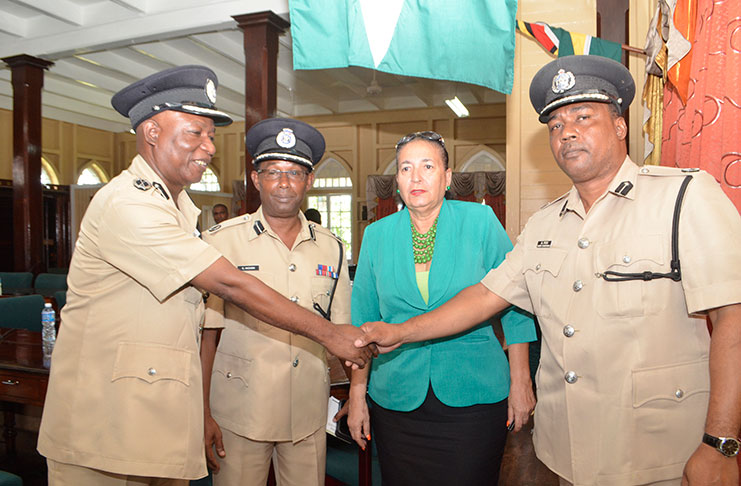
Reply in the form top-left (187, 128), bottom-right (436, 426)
top-left (702, 433), bottom-right (741, 457)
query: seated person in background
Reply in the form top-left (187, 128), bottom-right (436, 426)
top-left (201, 118), bottom-right (351, 486)
top-left (212, 203), bottom-right (229, 224)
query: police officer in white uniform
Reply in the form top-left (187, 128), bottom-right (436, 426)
top-left (200, 118), bottom-right (350, 486)
top-left (356, 55), bottom-right (741, 486)
top-left (37, 66), bottom-right (373, 486)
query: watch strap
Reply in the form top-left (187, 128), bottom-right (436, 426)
top-left (703, 433), bottom-right (741, 457)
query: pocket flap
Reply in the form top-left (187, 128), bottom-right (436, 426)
top-left (522, 249), bottom-right (568, 277)
top-left (112, 342), bottom-right (192, 385)
top-left (632, 359), bottom-right (709, 407)
top-left (596, 234), bottom-right (666, 270)
top-left (213, 351), bottom-right (251, 388)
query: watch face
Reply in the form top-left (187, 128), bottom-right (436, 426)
top-left (720, 438), bottom-right (740, 457)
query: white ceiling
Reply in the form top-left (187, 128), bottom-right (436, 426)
top-left (0, 0), bottom-right (505, 133)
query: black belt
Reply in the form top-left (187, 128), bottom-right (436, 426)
top-left (601, 175), bottom-right (692, 283)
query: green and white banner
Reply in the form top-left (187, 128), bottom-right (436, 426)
top-left (290, 0), bottom-right (518, 94)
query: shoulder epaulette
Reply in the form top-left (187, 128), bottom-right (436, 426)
top-left (637, 165), bottom-right (700, 176)
top-left (207, 214), bottom-right (251, 234)
top-left (540, 191), bottom-right (569, 210)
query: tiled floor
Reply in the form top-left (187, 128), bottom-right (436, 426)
top-left (1, 420), bottom-right (557, 486)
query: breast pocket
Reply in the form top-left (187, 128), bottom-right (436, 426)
top-left (593, 234), bottom-right (668, 318)
top-left (522, 249), bottom-right (567, 318)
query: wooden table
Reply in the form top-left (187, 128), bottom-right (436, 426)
top-left (0, 328), bottom-right (49, 454)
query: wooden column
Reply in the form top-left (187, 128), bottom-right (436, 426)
top-left (233, 11), bottom-right (290, 214)
top-left (2, 54), bottom-right (54, 273)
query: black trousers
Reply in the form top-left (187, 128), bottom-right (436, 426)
top-left (370, 385), bottom-right (508, 486)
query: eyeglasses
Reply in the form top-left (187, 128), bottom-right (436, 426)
top-left (256, 169), bottom-right (309, 181)
top-left (395, 131), bottom-right (446, 149)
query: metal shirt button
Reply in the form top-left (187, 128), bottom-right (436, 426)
top-left (577, 238), bottom-right (590, 249)
top-left (622, 255), bottom-right (631, 264)
top-left (290, 295), bottom-right (299, 303)
top-left (147, 367), bottom-right (157, 376)
top-left (565, 371), bottom-right (578, 384)
top-left (288, 263), bottom-right (296, 272)
top-left (573, 280), bottom-right (583, 292)
top-left (226, 371), bottom-right (232, 379)
top-left (292, 358), bottom-right (299, 367)
top-left (535, 264), bottom-right (542, 271)
top-left (640, 167), bottom-right (650, 174)
top-left (563, 325), bottom-right (575, 337)
top-left (675, 388), bottom-right (684, 399)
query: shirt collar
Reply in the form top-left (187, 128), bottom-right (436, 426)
top-left (248, 206), bottom-right (317, 245)
top-left (559, 156), bottom-right (637, 219)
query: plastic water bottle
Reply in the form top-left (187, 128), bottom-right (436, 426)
top-left (41, 303), bottom-right (56, 369)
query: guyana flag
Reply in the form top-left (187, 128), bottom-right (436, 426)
top-left (517, 21), bottom-right (622, 61)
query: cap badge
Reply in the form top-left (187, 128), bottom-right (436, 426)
top-left (133, 178), bottom-right (151, 191)
top-left (276, 128), bottom-right (297, 148)
top-left (552, 69), bottom-right (576, 94)
top-left (205, 78), bottom-right (217, 104)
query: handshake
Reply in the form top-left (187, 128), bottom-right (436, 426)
top-left (325, 321), bottom-right (404, 370)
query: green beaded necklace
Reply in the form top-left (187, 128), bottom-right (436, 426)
top-left (411, 217), bottom-right (438, 264)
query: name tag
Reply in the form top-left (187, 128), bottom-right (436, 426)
top-left (537, 240), bottom-right (552, 248)
top-left (238, 265), bottom-right (259, 271)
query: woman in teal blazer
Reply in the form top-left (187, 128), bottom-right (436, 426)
top-left (346, 131), bottom-right (536, 485)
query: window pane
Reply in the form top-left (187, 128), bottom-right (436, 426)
top-left (190, 167), bottom-right (221, 192)
top-left (41, 167), bottom-right (52, 186)
top-left (77, 167), bottom-right (102, 185)
top-left (327, 194), bottom-right (352, 260)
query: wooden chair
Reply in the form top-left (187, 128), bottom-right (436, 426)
top-left (0, 295), bottom-right (46, 332)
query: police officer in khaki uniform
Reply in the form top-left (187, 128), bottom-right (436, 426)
top-left (37, 67), bottom-right (372, 486)
top-left (356, 56), bottom-right (741, 486)
top-left (200, 118), bottom-right (349, 486)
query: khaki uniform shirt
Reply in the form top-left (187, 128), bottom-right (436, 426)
top-left (37, 155), bottom-right (221, 480)
top-left (202, 207), bottom-right (350, 442)
top-left (482, 158), bottom-right (741, 485)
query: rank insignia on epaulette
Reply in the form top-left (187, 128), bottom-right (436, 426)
top-left (133, 178), bottom-right (151, 191)
top-left (316, 264), bottom-right (338, 279)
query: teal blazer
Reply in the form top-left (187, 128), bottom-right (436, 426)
top-left (352, 200), bottom-right (536, 411)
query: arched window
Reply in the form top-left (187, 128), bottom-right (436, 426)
top-left (460, 149), bottom-right (505, 172)
top-left (190, 167), bottom-right (221, 192)
top-left (76, 161), bottom-right (108, 185)
top-left (41, 157), bottom-right (59, 186)
top-left (307, 157), bottom-right (353, 261)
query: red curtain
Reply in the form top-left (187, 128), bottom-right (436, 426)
top-left (661, 0), bottom-right (741, 213)
top-left (484, 193), bottom-right (506, 226)
top-left (375, 197), bottom-right (398, 221)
